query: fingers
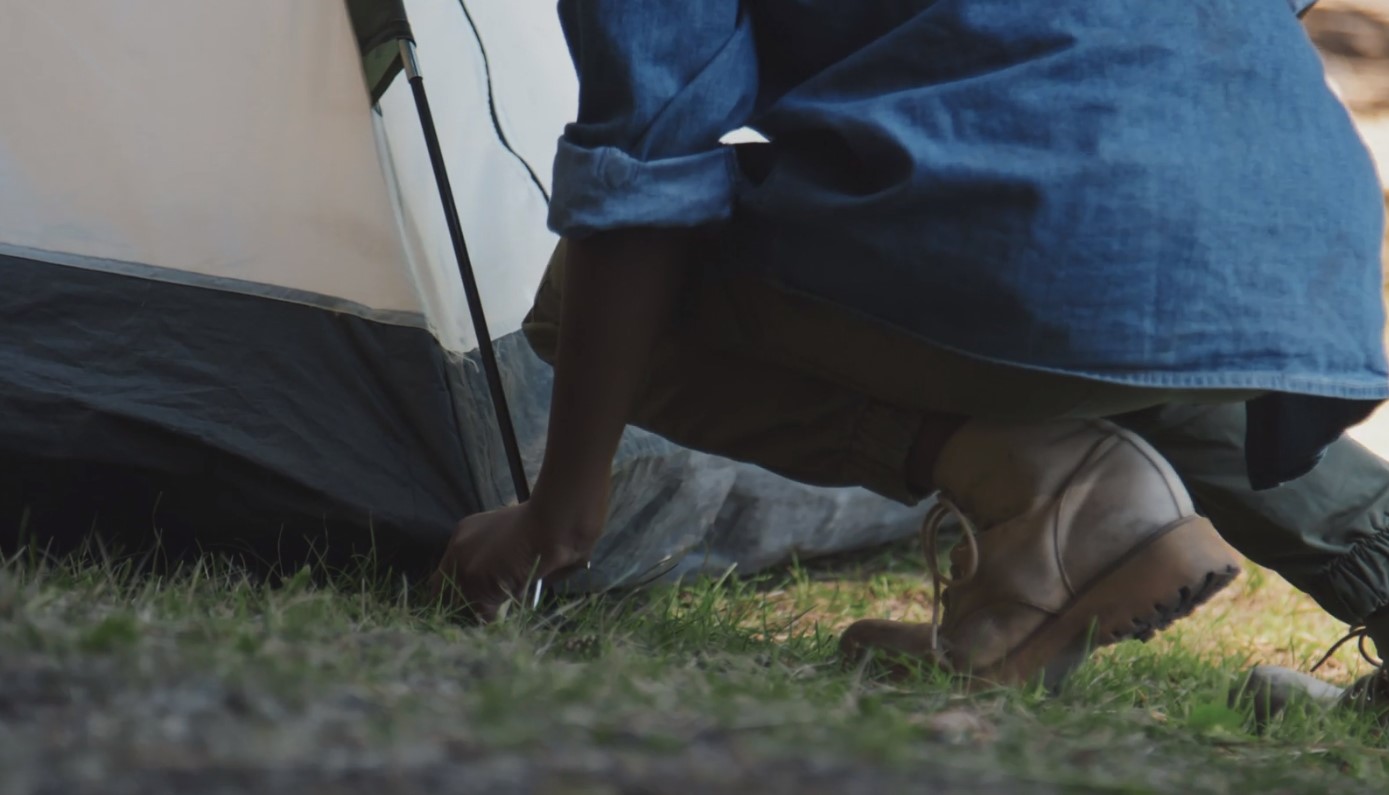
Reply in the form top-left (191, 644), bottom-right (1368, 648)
top-left (424, 560), bottom-right (506, 624)
top-left (427, 507), bottom-right (548, 624)
top-left (424, 568), bottom-right (447, 604)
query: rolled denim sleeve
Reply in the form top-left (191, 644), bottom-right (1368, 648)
top-left (548, 1), bottom-right (758, 238)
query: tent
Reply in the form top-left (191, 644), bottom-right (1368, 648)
top-left (0, 0), bottom-right (928, 587)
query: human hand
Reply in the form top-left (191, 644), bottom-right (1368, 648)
top-left (426, 502), bottom-right (590, 622)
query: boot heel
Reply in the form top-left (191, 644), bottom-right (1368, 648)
top-left (999, 516), bottom-right (1241, 689)
top-left (1086, 516), bottom-right (1242, 645)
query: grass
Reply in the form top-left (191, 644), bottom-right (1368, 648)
top-left (2, 540), bottom-right (1388, 794)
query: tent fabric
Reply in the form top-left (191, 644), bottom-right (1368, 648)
top-left (372, 0), bottom-right (575, 355)
top-left (346, 0), bottom-right (413, 52)
top-left (0, 0), bottom-right (424, 319)
top-left (0, 0), bottom-right (489, 560)
top-left (346, 0), bottom-right (412, 103)
top-left (0, 249), bottom-right (482, 542)
top-left (0, 0), bottom-right (930, 585)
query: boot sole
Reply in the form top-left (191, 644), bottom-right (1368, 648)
top-left (972, 515), bottom-right (1241, 691)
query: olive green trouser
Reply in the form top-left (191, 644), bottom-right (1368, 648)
top-left (523, 241), bottom-right (1389, 625)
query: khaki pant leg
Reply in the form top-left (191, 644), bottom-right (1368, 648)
top-left (522, 241), bottom-right (927, 503)
top-left (522, 240), bottom-right (1258, 505)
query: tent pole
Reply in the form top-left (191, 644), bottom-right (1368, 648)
top-left (398, 39), bottom-right (550, 609)
top-left (397, 41), bottom-right (534, 507)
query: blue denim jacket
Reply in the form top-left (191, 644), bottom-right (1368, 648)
top-left (547, 0), bottom-right (1388, 488)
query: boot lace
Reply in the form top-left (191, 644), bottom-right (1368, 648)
top-left (922, 495), bottom-right (980, 652)
top-left (1310, 624), bottom-right (1383, 675)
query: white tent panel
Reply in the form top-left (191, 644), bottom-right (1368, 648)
top-left (375, 0), bottom-right (577, 353)
top-left (0, 0), bottom-right (422, 316)
top-left (461, 0), bottom-right (577, 194)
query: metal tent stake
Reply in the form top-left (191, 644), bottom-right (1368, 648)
top-left (397, 40), bottom-right (544, 605)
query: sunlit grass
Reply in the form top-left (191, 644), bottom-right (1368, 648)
top-left (2, 536), bottom-right (1387, 793)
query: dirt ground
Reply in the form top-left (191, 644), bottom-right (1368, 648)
top-left (0, 650), bottom-right (1045, 795)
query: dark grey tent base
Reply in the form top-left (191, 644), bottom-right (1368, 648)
top-left (0, 452), bottom-right (445, 578)
top-left (0, 253), bottom-right (485, 574)
top-left (0, 253), bottom-right (930, 588)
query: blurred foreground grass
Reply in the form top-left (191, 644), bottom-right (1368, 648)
top-left (1, 541), bottom-right (1386, 795)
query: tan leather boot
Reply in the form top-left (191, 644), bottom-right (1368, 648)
top-left (839, 418), bottom-right (1242, 689)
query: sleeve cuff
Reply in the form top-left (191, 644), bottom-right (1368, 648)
top-left (546, 137), bottom-right (738, 238)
